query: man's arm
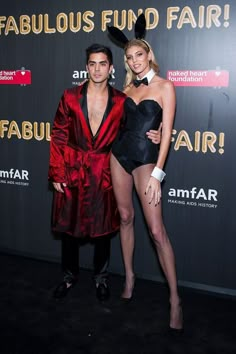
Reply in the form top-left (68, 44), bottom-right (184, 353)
top-left (48, 91), bottom-right (70, 185)
top-left (146, 122), bottom-right (162, 144)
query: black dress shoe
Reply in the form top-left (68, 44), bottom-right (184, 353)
top-left (168, 327), bottom-right (184, 336)
top-left (96, 282), bottom-right (110, 302)
top-left (53, 280), bottom-right (76, 299)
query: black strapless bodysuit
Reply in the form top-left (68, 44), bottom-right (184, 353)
top-left (112, 97), bottom-right (163, 174)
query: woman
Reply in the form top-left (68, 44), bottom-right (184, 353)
top-left (110, 38), bottom-right (183, 331)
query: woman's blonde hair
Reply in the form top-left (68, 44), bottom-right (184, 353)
top-left (123, 39), bottom-right (159, 88)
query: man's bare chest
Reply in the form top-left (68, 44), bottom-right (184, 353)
top-left (87, 95), bottom-right (108, 136)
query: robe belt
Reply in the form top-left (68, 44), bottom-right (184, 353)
top-left (67, 142), bottom-right (112, 185)
top-left (67, 142), bottom-right (112, 154)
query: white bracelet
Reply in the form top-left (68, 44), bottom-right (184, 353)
top-left (151, 167), bottom-right (166, 182)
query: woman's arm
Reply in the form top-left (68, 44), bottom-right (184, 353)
top-left (155, 80), bottom-right (176, 169)
top-left (145, 80), bottom-right (176, 205)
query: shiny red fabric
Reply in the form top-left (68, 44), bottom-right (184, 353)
top-left (48, 84), bottom-right (126, 238)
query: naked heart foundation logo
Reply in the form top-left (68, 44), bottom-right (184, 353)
top-left (0, 67), bottom-right (31, 85)
top-left (167, 68), bottom-right (229, 87)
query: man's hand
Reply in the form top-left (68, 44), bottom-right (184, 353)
top-left (146, 123), bottom-right (162, 145)
top-left (53, 182), bottom-right (67, 193)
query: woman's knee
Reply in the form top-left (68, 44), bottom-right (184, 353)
top-left (149, 224), bottom-right (167, 246)
top-left (119, 208), bottom-right (134, 226)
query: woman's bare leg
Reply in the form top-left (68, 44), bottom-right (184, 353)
top-left (110, 154), bottom-right (135, 298)
top-left (133, 164), bottom-right (183, 329)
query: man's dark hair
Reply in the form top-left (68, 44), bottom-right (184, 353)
top-left (86, 43), bottom-right (113, 65)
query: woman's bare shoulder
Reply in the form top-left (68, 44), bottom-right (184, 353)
top-left (152, 76), bottom-right (174, 92)
top-left (123, 84), bottom-right (133, 94)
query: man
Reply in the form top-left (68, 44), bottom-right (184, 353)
top-left (49, 43), bottom-right (160, 301)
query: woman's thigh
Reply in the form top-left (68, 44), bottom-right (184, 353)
top-left (110, 154), bottom-right (134, 213)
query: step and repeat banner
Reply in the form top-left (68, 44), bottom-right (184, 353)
top-left (1, 1), bottom-right (236, 295)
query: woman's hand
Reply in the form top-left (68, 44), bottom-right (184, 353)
top-left (146, 123), bottom-right (162, 144)
top-left (145, 177), bottom-right (162, 206)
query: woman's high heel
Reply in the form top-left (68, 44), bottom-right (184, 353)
top-left (121, 275), bottom-right (135, 302)
top-left (169, 301), bottom-right (184, 333)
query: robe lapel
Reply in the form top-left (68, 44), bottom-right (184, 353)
top-left (75, 83), bottom-right (93, 145)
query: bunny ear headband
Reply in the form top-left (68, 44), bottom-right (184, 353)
top-left (107, 13), bottom-right (146, 47)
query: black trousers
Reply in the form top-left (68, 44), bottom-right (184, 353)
top-left (61, 234), bottom-right (111, 284)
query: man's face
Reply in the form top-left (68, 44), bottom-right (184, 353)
top-left (86, 52), bottom-right (113, 84)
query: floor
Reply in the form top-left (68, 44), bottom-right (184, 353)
top-left (0, 253), bottom-right (236, 354)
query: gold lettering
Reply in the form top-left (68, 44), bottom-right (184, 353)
top-left (174, 130), bottom-right (193, 151)
top-left (101, 10), bottom-right (113, 31)
top-left (145, 8), bottom-right (159, 29)
top-left (177, 6), bottom-right (197, 29)
top-left (202, 132), bottom-right (217, 153)
top-left (34, 122), bottom-right (45, 141)
top-left (127, 9), bottom-right (143, 31)
top-left (0, 120), bottom-right (9, 138)
top-left (32, 14), bottom-right (43, 34)
top-left (0, 120), bottom-right (52, 141)
top-left (57, 13), bottom-right (68, 33)
top-left (0, 6), bottom-right (230, 36)
top-left (224, 4), bottom-right (230, 28)
top-left (113, 10), bottom-right (126, 30)
top-left (44, 14), bottom-right (56, 33)
top-left (46, 123), bottom-right (51, 141)
top-left (167, 7), bottom-right (180, 29)
top-left (20, 15), bottom-right (31, 35)
top-left (206, 5), bottom-right (221, 28)
top-left (198, 6), bottom-right (205, 28)
top-left (69, 12), bottom-right (81, 32)
top-left (22, 122), bottom-right (33, 140)
top-left (171, 129), bottom-right (177, 143)
top-left (82, 11), bottom-right (94, 33)
top-left (8, 121), bottom-right (21, 139)
top-left (0, 16), bottom-right (6, 35)
top-left (194, 131), bottom-right (201, 152)
top-left (5, 16), bottom-right (19, 35)
top-left (218, 132), bottom-right (224, 154)
top-left (101, 9), bottom-right (158, 32)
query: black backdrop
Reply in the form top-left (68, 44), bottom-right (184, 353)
top-left (1, 0), bottom-right (236, 296)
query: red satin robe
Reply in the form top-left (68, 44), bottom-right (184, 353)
top-left (48, 83), bottom-right (126, 238)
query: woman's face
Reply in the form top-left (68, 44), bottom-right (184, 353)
top-left (125, 45), bottom-right (151, 77)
